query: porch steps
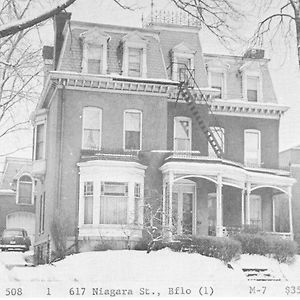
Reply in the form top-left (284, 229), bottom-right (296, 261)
top-left (179, 83), bottom-right (224, 158)
top-left (242, 268), bottom-right (284, 281)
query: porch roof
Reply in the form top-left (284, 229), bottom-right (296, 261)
top-left (160, 155), bottom-right (295, 192)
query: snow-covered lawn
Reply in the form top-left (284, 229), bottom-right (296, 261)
top-left (0, 249), bottom-right (299, 297)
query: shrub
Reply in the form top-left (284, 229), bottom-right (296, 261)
top-left (233, 233), bottom-right (271, 256)
top-left (232, 233), bottom-right (298, 263)
top-left (93, 242), bottom-right (112, 251)
top-left (272, 238), bottom-right (298, 263)
top-left (191, 236), bottom-right (241, 263)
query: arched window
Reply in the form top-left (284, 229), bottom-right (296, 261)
top-left (17, 175), bottom-right (33, 205)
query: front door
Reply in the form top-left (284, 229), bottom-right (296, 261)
top-left (172, 180), bottom-right (196, 235)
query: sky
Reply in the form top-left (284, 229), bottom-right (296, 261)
top-left (1, 0), bottom-right (300, 169)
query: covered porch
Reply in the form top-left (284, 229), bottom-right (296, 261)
top-left (160, 156), bottom-right (295, 240)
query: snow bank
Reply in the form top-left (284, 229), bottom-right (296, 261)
top-left (0, 250), bottom-right (299, 297)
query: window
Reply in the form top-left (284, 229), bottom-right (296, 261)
top-left (82, 107), bottom-right (102, 150)
top-left (249, 194), bottom-right (262, 228)
top-left (84, 182), bottom-right (93, 224)
top-left (128, 48), bottom-right (142, 77)
top-left (208, 127), bottom-right (224, 157)
top-left (39, 192), bottom-right (45, 234)
top-left (171, 43), bottom-right (195, 82)
top-left (210, 72), bottom-right (224, 99)
top-left (122, 31), bottom-right (147, 78)
top-left (35, 124), bottom-right (45, 160)
top-left (80, 28), bottom-right (110, 75)
top-left (244, 130), bottom-right (261, 167)
top-left (174, 117), bottom-right (192, 151)
top-left (124, 110), bottom-right (142, 150)
top-left (247, 76), bottom-right (259, 102)
top-left (134, 183), bottom-right (141, 224)
top-left (177, 56), bottom-right (192, 82)
top-left (17, 175), bottom-right (33, 205)
top-left (100, 182), bottom-right (128, 224)
top-left (87, 45), bottom-right (103, 74)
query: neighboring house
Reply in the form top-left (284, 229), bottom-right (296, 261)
top-left (0, 157), bottom-right (35, 242)
top-left (279, 146), bottom-right (300, 246)
top-left (31, 12), bottom-right (295, 263)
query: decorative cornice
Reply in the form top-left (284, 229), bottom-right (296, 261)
top-left (38, 71), bottom-right (288, 120)
top-left (210, 99), bottom-right (288, 119)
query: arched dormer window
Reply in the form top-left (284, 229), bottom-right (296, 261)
top-left (171, 42), bottom-right (195, 82)
top-left (121, 31), bottom-right (147, 78)
top-left (17, 174), bottom-right (34, 205)
top-left (80, 28), bottom-right (110, 75)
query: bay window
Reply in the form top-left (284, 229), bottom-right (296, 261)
top-left (174, 116), bottom-right (192, 151)
top-left (84, 181), bottom-right (93, 224)
top-left (134, 183), bottom-right (141, 224)
top-left (82, 107), bottom-right (102, 150)
top-left (124, 110), bottom-right (142, 151)
top-left (244, 129), bottom-right (261, 167)
top-left (100, 182), bottom-right (128, 224)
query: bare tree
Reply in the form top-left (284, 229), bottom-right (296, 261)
top-left (0, 0), bottom-right (44, 157)
top-left (248, 0), bottom-right (300, 66)
top-left (0, 0), bottom-right (138, 38)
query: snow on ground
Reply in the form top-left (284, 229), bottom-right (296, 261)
top-left (0, 249), bottom-right (299, 297)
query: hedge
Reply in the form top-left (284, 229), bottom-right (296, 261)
top-left (232, 232), bottom-right (298, 263)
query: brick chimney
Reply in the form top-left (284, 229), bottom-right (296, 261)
top-left (243, 48), bottom-right (265, 59)
top-left (42, 45), bottom-right (54, 85)
top-left (53, 12), bottom-right (71, 70)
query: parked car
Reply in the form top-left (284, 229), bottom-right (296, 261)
top-left (0, 228), bottom-right (31, 252)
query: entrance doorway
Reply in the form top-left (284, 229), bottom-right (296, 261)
top-left (172, 179), bottom-right (196, 235)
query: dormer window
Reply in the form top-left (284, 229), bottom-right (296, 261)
top-left (122, 31), bottom-right (147, 78)
top-left (247, 75), bottom-right (259, 102)
top-left (171, 43), bottom-right (195, 82)
top-left (128, 48), bottom-right (142, 77)
top-left (80, 28), bottom-right (110, 75)
top-left (87, 45), bottom-right (103, 74)
top-left (17, 175), bottom-right (34, 205)
top-left (209, 71), bottom-right (225, 99)
top-left (240, 61), bottom-right (262, 102)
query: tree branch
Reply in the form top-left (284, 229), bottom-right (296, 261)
top-left (0, 0), bottom-right (77, 38)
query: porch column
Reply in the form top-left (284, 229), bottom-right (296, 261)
top-left (241, 188), bottom-right (245, 226)
top-left (272, 197), bottom-right (276, 232)
top-left (245, 182), bottom-right (251, 225)
top-left (216, 174), bottom-right (223, 237)
top-left (288, 186), bottom-right (294, 237)
top-left (162, 180), bottom-right (166, 227)
top-left (168, 172), bottom-right (174, 234)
